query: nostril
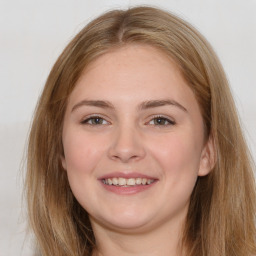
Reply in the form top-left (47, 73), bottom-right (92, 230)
top-left (110, 152), bottom-right (142, 163)
top-left (107, 128), bottom-right (146, 162)
top-left (108, 144), bottom-right (146, 162)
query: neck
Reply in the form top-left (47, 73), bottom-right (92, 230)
top-left (91, 215), bottom-right (186, 256)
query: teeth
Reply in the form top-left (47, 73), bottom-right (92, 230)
top-left (127, 178), bottom-right (135, 186)
top-left (147, 179), bottom-right (153, 185)
top-left (103, 177), bottom-right (155, 186)
top-left (118, 178), bottom-right (126, 186)
top-left (112, 177), bottom-right (118, 185)
top-left (136, 178), bottom-right (142, 185)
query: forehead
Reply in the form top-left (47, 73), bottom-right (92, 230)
top-left (67, 44), bottom-right (198, 112)
top-left (81, 44), bottom-right (181, 79)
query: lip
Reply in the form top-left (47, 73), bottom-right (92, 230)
top-left (98, 172), bottom-right (158, 195)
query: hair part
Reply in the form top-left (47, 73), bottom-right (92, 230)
top-left (26, 6), bottom-right (256, 256)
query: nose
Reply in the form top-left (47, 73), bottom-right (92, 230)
top-left (107, 124), bottom-right (146, 163)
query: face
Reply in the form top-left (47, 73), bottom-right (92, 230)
top-left (62, 44), bottom-right (213, 233)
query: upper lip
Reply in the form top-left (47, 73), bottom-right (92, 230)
top-left (98, 172), bottom-right (158, 180)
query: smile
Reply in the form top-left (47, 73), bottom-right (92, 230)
top-left (102, 177), bottom-right (156, 186)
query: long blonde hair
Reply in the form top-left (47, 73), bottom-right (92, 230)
top-left (26, 6), bottom-right (256, 256)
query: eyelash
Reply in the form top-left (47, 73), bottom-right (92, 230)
top-left (148, 115), bottom-right (176, 126)
top-left (81, 115), bottom-right (108, 125)
top-left (80, 115), bottom-right (176, 126)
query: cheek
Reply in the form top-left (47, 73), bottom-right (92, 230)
top-left (62, 129), bottom-right (105, 175)
top-left (144, 132), bottom-right (203, 218)
top-left (149, 132), bottom-right (203, 178)
top-left (62, 130), bottom-right (107, 210)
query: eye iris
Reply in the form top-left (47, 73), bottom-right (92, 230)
top-left (92, 118), bottom-right (103, 124)
top-left (154, 118), bottom-right (166, 125)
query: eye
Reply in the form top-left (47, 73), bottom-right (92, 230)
top-left (81, 116), bottom-right (109, 125)
top-left (148, 116), bottom-right (175, 126)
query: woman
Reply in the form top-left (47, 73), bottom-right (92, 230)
top-left (26, 6), bottom-right (256, 256)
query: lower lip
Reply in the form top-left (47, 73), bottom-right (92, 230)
top-left (100, 181), bottom-right (157, 195)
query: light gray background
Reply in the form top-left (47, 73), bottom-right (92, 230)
top-left (0, 0), bottom-right (255, 255)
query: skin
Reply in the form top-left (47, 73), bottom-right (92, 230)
top-left (62, 44), bottom-right (214, 256)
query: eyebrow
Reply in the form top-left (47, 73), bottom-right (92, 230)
top-left (71, 99), bottom-right (187, 113)
top-left (139, 100), bottom-right (187, 112)
top-left (72, 100), bottom-right (114, 112)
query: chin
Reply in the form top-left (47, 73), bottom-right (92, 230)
top-left (90, 208), bottom-right (155, 232)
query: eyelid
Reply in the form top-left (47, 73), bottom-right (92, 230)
top-left (79, 114), bottom-right (175, 126)
top-left (80, 114), bottom-right (110, 125)
top-left (147, 115), bottom-right (176, 126)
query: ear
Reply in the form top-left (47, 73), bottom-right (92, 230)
top-left (198, 134), bottom-right (216, 176)
top-left (61, 154), bottom-right (67, 170)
